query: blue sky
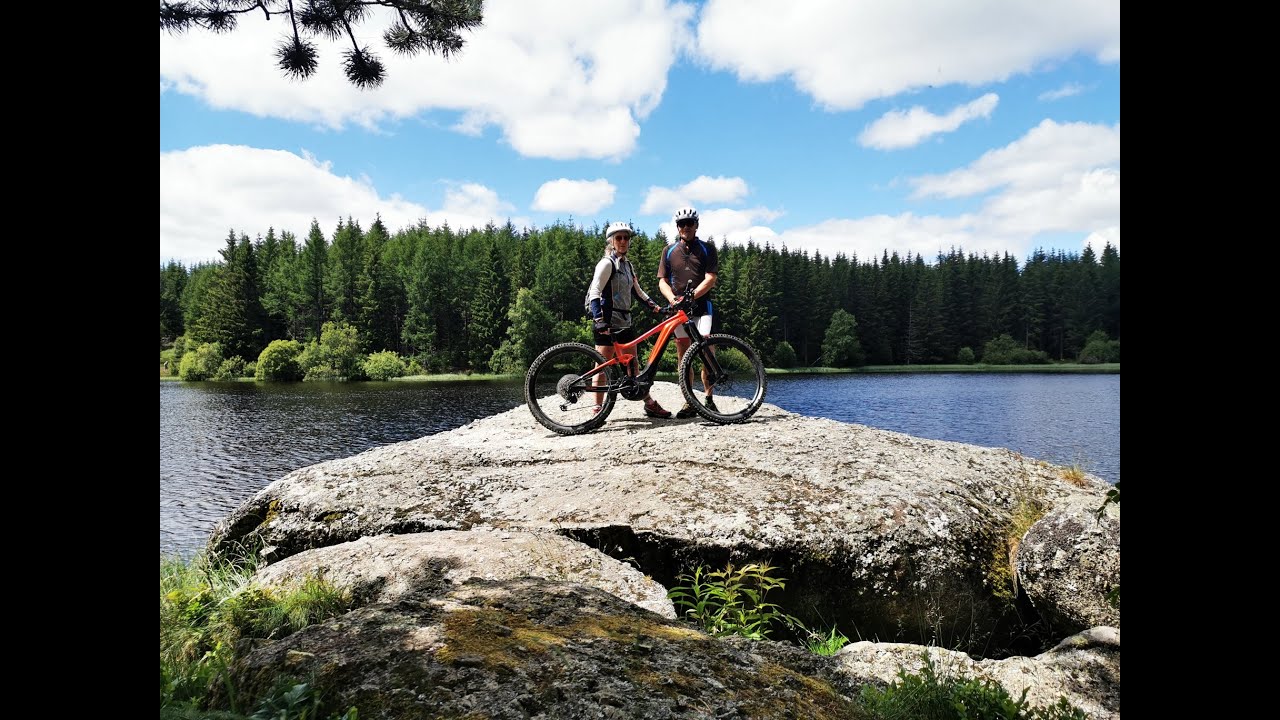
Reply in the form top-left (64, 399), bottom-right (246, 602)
top-left (160, 0), bottom-right (1119, 267)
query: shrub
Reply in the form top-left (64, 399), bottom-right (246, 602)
top-left (1078, 331), bottom-right (1120, 364)
top-left (363, 351), bottom-right (407, 381)
top-left (957, 346), bottom-right (976, 364)
top-left (256, 340), bottom-right (303, 381)
top-left (243, 360), bottom-right (256, 378)
top-left (300, 322), bottom-right (365, 381)
top-left (770, 341), bottom-right (797, 368)
top-left (213, 356), bottom-right (246, 381)
top-left (405, 357), bottom-right (425, 376)
top-left (179, 342), bottom-right (224, 381)
top-left (981, 334), bottom-right (1019, 364)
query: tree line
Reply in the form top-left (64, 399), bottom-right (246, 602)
top-left (159, 217), bottom-right (1120, 376)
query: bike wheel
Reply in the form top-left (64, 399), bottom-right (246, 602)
top-left (678, 334), bottom-right (767, 424)
top-left (525, 343), bottom-right (619, 435)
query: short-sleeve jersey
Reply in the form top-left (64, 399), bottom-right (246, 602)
top-left (658, 238), bottom-right (719, 316)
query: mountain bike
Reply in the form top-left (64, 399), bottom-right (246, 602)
top-left (525, 285), bottom-right (767, 435)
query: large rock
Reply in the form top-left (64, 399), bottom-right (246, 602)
top-left (1017, 499), bottom-right (1121, 633)
top-left (835, 626), bottom-right (1120, 719)
top-left (210, 382), bottom-right (1117, 655)
top-left (222, 577), bottom-right (871, 720)
top-left (254, 529), bottom-right (676, 618)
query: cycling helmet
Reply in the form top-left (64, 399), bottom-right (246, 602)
top-left (673, 207), bottom-right (699, 225)
top-left (605, 221), bottom-right (634, 240)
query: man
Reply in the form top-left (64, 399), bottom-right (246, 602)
top-left (657, 207), bottom-right (719, 418)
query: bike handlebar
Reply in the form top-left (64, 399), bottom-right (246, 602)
top-left (663, 279), bottom-right (699, 316)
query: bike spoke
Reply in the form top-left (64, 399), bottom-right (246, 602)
top-left (678, 334), bottom-right (767, 424)
top-left (525, 343), bottom-right (618, 434)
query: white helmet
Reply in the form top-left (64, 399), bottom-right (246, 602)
top-left (673, 207), bottom-right (699, 225)
top-left (605, 221), bottom-right (634, 240)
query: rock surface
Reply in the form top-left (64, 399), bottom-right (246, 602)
top-left (211, 381), bottom-right (1119, 655)
top-left (254, 529), bottom-right (676, 619)
top-left (1018, 499), bottom-right (1121, 632)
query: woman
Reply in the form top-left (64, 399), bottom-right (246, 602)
top-left (586, 221), bottom-right (672, 418)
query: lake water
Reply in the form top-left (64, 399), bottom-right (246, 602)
top-left (160, 373), bottom-right (1118, 558)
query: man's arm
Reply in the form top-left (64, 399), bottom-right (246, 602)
top-left (692, 271), bottom-right (717, 300)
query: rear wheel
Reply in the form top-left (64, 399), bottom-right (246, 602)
top-left (525, 343), bottom-right (618, 435)
top-left (678, 334), bottom-right (767, 424)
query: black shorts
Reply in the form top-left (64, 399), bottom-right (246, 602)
top-left (593, 326), bottom-right (637, 347)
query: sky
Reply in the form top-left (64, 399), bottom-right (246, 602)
top-left (159, 0), bottom-right (1119, 268)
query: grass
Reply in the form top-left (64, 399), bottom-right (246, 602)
top-left (161, 549), bottom-right (355, 717)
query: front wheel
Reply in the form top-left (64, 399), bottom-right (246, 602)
top-left (678, 334), bottom-right (767, 424)
top-left (525, 343), bottom-right (618, 435)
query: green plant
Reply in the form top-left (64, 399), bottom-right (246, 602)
top-left (179, 342), bottom-right (225, 381)
top-left (161, 549), bottom-right (355, 715)
top-left (770, 341), bottom-right (797, 368)
top-left (362, 350), bottom-right (406, 381)
top-left (248, 680), bottom-right (358, 720)
top-left (257, 340), bottom-right (304, 381)
top-left (300, 322), bottom-right (366, 381)
top-left (956, 346), bottom-right (976, 364)
top-left (858, 653), bottom-right (1088, 719)
top-left (667, 562), bottom-right (799, 640)
top-left (803, 625), bottom-right (851, 656)
top-left (215, 356), bottom-right (247, 380)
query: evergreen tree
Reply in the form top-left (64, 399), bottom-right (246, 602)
top-left (733, 247), bottom-right (779, 357)
top-left (296, 219), bottom-right (330, 339)
top-left (261, 230), bottom-right (301, 341)
top-left (326, 217), bottom-right (365, 324)
top-left (160, 260), bottom-right (188, 348)
top-left (465, 234), bottom-right (510, 370)
top-left (356, 217), bottom-right (404, 352)
top-left (191, 231), bottom-right (265, 359)
top-left (1099, 242), bottom-right (1121, 339)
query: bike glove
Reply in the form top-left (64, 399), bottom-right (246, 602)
top-left (646, 298), bottom-right (662, 313)
top-left (593, 317), bottom-right (611, 333)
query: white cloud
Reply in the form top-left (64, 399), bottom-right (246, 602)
top-left (160, 145), bottom-right (526, 265)
top-left (657, 206), bottom-right (783, 243)
top-left (1039, 82), bottom-right (1085, 101)
top-left (159, 0), bottom-right (694, 160)
top-left (725, 120), bottom-right (1119, 263)
top-left (532, 179), bottom-right (617, 214)
top-left (695, 0), bottom-right (1119, 110)
top-left (858, 94), bottom-right (998, 150)
top-left (1085, 227), bottom-right (1120, 253)
top-left (910, 120), bottom-right (1119, 199)
top-left (770, 215), bottom-right (983, 262)
top-left (640, 175), bottom-right (750, 215)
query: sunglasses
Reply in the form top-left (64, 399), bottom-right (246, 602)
top-left (676, 220), bottom-right (697, 228)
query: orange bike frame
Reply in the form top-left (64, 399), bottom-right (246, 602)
top-left (592, 308), bottom-right (693, 382)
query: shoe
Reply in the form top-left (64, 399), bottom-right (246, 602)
top-left (592, 405), bottom-right (603, 415)
top-left (704, 396), bottom-right (718, 413)
top-left (676, 402), bottom-right (697, 419)
top-left (644, 399), bottom-right (672, 419)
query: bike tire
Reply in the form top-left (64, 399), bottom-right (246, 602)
top-left (677, 334), bottom-right (767, 424)
top-left (525, 342), bottom-right (618, 435)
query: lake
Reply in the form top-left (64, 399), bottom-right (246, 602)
top-left (160, 373), bottom-right (1118, 558)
